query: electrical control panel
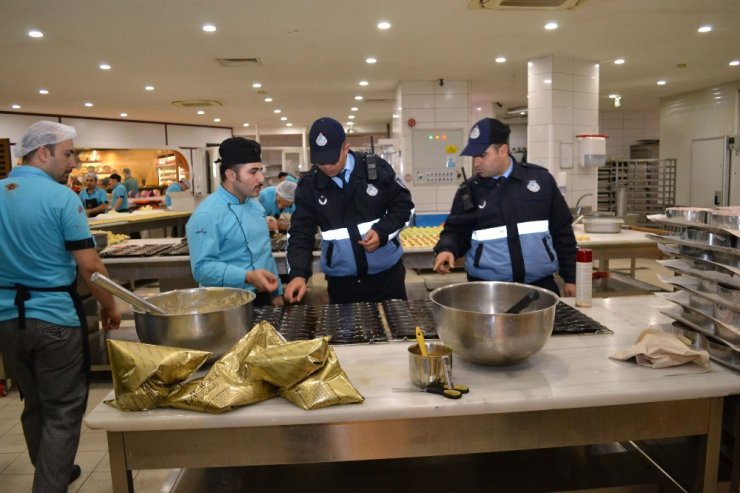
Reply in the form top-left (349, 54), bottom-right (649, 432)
top-left (411, 129), bottom-right (464, 186)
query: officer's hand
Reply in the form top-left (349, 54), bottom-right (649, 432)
top-left (433, 252), bottom-right (455, 274)
top-left (358, 229), bottom-right (380, 252)
top-left (246, 269), bottom-right (279, 293)
top-left (283, 277), bottom-right (307, 303)
top-left (270, 295), bottom-right (285, 306)
top-left (563, 282), bottom-right (576, 297)
top-left (100, 305), bottom-right (121, 331)
top-left (266, 216), bottom-right (278, 232)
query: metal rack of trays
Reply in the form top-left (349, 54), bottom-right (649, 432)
top-left (648, 207), bottom-right (740, 371)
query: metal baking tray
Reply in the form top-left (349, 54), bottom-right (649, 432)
top-left (661, 321), bottom-right (740, 372)
top-left (662, 291), bottom-right (740, 345)
top-left (100, 244), bottom-right (174, 257)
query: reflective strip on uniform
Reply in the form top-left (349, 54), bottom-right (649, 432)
top-left (357, 218), bottom-right (380, 236)
top-left (517, 220), bottom-right (549, 235)
top-left (472, 225), bottom-right (507, 241)
top-left (320, 228), bottom-right (350, 241)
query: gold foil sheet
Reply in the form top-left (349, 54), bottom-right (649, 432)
top-left (106, 321), bottom-right (364, 413)
top-left (280, 348), bottom-right (365, 410)
top-left (105, 339), bottom-right (211, 411)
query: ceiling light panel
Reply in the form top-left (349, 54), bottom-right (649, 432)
top-left (544, 22), bottom-right (558, 30)
top-left (202, 24), bottom-right (217, 32)
top-left (28, 30), bottom-right (44, 38)
top-left (377, 21), bottom-right (391, 30)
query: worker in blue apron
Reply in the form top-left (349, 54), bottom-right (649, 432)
top-left (78, 172), bottom-right (108, 217)
top-left (0, 121), bottom-right (121, 493)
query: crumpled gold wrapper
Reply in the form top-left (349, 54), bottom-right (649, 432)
top-left (245, 336), bottom-right (330, 387)
top-left (280, 347), bottom-right (365, 410)
top-left (105, 339), bottom-right (211, 411)
top-left (106, 320), bottom-right (364, 413)
top-left (165, 321), bottom-right (283, 414)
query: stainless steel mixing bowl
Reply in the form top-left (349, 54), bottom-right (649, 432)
top-left (430, 281), bottom-right (559, 365)
top-left (132, 287), bottom-right (255, 360)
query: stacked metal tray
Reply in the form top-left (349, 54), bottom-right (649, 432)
top-left (649, 211), bottom-right (740, 371)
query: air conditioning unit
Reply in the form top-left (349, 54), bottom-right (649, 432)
top-left (468, 0), bottom-right (586, 10)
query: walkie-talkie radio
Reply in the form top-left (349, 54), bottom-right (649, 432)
top-left (460, 167), bottom-right (475, 212)
top-left (366, 136), bottom-right (378, 181)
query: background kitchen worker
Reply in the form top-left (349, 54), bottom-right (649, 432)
top-left (0, 121), bottom-right (121, 492)
top-left (284, 117), bottom-right (414, 304)
top-left (186, 137), bottom-right (283, 306)
top-left (433, 118), bottom-right (576, 296)
top-left (164, 177), bottom-right (190, 207)
top-left (278, 171), bottom-right (298, 184)
top-left (108, 173), bottom-right (128, 212)
top-left (78, 172), bottom-right (108, 217)
top-left (259, 180), bottom-right (296, 232)
top-left (122, 167), bottom-right (139, 196)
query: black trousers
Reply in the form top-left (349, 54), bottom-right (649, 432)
top-left (327, 260), bottom-right (407, 304)
top-left (467, 273), bottom-right (561, 296)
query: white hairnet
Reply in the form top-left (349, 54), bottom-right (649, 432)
top-left (276, 180), bottom-right (297, 202)
top-left (16, 121), bottom-right (77, 158)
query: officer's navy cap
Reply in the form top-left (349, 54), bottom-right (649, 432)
top-left (218, 137), bottom-right (262, 167)
top-left (460, 118), bottom-right (511, 157)
top-left (309, 117), bottom-right (346, 164)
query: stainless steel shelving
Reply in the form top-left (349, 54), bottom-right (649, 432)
top-left (598, 159), bottom-right (677, 224)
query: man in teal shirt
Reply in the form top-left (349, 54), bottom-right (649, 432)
top-left (186, 137), bottom-right (283, 306)
top-left (108, 173), bottom-right (128, 212)
top-left (0, 121), bottom-right (120, 491)
top-left (78, 172), bottom-right (108, 217)
top-left (258, 180), bottom-right (296, 232)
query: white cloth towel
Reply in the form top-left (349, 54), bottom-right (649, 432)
top-left (609, 328), bottom-right (710, 369)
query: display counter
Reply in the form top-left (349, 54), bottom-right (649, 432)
top-left (89, 210), bottom-right (191, 236)
top-left (84, 295), bottom-right (740, 493)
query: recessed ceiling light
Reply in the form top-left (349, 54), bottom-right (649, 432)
top-left (264, 97), bottom-right (273, 103)
top-left (120, 113), bottom-right (128, 117)
top-left (286, 123), bottom-right (293, 127)
top-left (544, 22), bottom-right (558, 30)
top-left (252, 82), bottom-right (262, 88)
top-left (145, 85), bottom-right (155, 91)
top-left (273, 109), bottom-right (281, 114)
top-left (280, 116), bottom-right (287, 121)
top-left (99, 63), bottom-right (111, 70)
top-left (346, 122), bottom-right (353, 126)
top-left (392, 114), bottom-right (399, 118)
top-left (242, 123), bottom-right (250, 127)
top-left (196, 110), bottom-right (205, 115)
top-left (202, 24), bottom-right (217, 32)
top-left (213, 118), bottom-right (221, 122)
top-left (608, 94), bottom-right (619, 99)
top-left (730, 60), bottom-right (740, 66)
top-left (38, 89), bottom-right (49, 95)
top-left (348, 115), bottom-right (355, 119)
top-left (614, 58), bottom-right (625, 65)
top-left (697, 25), bottom-right (712, 33)
top-left (495, 57), bottom-right (506, 63)
top-left (359, 80), bottom-right (369, 86)
top-left (366, 57), bottom-right (377, 64)
top-left (11, 104), bottom-right (21, 109)
top-left (544, 79), bottom-right (552, 84)
top-left (520, 111), bottom-right (526, 115)
top-left (354, 95), bottom-right (363, 100)
top-left (350, 107), bottom-right (358, 111)
top-left (84, 102), bottom-right (93, 107)
top-left (657, 80), bottom-right (667, 85)
top-left (28, 30), bottom-right (44, 38)
top-left (377, 21), bottom-right (391, 30)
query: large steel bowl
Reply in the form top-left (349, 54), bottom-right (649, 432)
top-left (430, 281), bottom-right (559, 365)
top-left (132, 287), bottom-right (255, 360)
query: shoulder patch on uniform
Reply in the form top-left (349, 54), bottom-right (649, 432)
top-left (194, 227), bottom-right (207, 235)
top-left (526, 180), bottom-right (541, 192)
top-left (394, 175), bottom-right (407, 189)
top-left (4, 182), bottom-right (18, 191)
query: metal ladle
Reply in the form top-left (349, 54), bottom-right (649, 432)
top-left (90, 272), bottom-right (167, 315)
top-left (504, 289), bottom-right (540, 314)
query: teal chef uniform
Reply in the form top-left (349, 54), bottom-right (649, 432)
top-left (110, 183), bottom-right (128, 211)
top-left (186, 185), bottom-right (283, 295)
top-left (258, 182), bottom-right (296, 218)
top-left (78, 187), bottom-right (108, 211)
top-left (0, 166), bottom-right (93, 326)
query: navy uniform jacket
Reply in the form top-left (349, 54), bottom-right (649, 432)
top-left (287, 151), bottom-right (414, 280)
top-left (434, 159), bottom-right (576, 284)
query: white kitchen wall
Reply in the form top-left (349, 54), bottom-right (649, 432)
top-left (659, 81), bottom-right (740, 205)
top-left (599, 107), bottom-right (660, 160)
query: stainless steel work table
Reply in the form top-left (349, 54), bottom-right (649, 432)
top-left (84, 296), bottom-right (740, 493)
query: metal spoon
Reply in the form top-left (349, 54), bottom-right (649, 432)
top-left (90, 272), bottom-right (167, 315)
top-left (504, 289), bottom-right (540, 314)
